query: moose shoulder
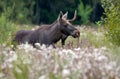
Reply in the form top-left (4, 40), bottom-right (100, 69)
top-left (13, 11), bottom-right (80, 47)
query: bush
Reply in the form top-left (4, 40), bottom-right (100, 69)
top-left (101, 0), bottom-right (120, 46)
top-left (0, 9), bottom-right (17, 45)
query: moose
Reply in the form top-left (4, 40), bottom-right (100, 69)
top-left (13, 11), bottom-right (80, 47)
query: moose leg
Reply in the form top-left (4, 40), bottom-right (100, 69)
top-left (52, 43), bottom-right (56, 48)
top-left (61, 34), bottom-right (68, 47)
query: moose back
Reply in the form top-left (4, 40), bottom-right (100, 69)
top-left (13, 11), bottom-right (80, 47)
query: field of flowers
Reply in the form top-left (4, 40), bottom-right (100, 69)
top-left (0, 26), bottom-right (120, 79)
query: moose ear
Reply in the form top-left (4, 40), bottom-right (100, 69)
top-left (57, 11), bottom-right (63, 21)
top-left (62, 12), bottom-right (68, 19)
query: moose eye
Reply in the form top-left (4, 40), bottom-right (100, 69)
top-left (64, 23), bottom-right (68, 27)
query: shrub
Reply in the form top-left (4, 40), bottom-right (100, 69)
top-left (101, 0), bottom-right (120, 46)
top-left (0, 8), bottom-right (17, 45)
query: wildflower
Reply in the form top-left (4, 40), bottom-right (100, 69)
top-left (101, 46), bottom-right (107, 50)
top-left (7, 51), bottom-right (17, 62)
top-left (40, 44), bottom-right (46, 50)
top-left (74, 47), bottom-right (81, 51)
top-left (23, 58), bottom-right (31, 64)
top-left (62, 69), bottom-right (70, 77)
top-left (38, 75), bottom-right (46, 79)
top-left (0, 73), bottom-right (5, 78)
top-left (35, 43), bottom-right (41, 49)
top-left (15, 67), bottom-right (22, 73)
top-left (97, 55), bottom-right (108, 62)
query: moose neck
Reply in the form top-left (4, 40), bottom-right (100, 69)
top-left (48, 20), bottom-right (62, 43)
top-left (50, 20), bottom-right (61, 31)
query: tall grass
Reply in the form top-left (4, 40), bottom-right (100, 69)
top-left (0, 44), bottom-right (120, 79)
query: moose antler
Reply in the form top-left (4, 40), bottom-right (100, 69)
top-left (68, 10), bottom-right (77, 21)
top-left (62, 12), bottom-right (68, 19)
top-left (57, 11), bottom-right (63, 20)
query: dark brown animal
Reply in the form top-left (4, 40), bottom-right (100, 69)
top-left (13, 30), bottom-right (33, 44)
top-left (13, 11), bottom-right (80, 47)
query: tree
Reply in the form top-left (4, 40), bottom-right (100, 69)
top-left (77, 0), bottom-right (92, 24)
top-left (0, 0), bottom-right (35, 24)
top-left (101, 0), bottom-right (120, 46)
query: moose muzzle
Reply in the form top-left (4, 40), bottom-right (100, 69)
top-left (72, 30), bottom-right (80, 38)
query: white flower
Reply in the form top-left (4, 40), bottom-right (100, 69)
top-left (48, 45), bottom-right (53, 50)
top-left (1, 63), bottom-right (7, 69)
top-left (40, 44), bottom-right (46, 50)
top-left (97, 55), bottom-right (108, 62)
top-left (94, 48), bottom-right (99, 53)
top-left (62, 49), bottom-right (68, 53)
top-left (35, 43), bottom-right (41, 47)
top-left (15, 67), bottom-right (22, 73)
top-left (10, 45), bottom-right (14, 48)
top-left (74, 47), bottom-right (81, 51)
top-left (101, 46), bottom-right (107, 50)
top-left (62, 69), bottom-right (70, 77)
top-left (23, 58), bottom-right (31, 64)
top-left (32, 28), bottom-right (35, 30)
top-left (7, 51), bottom-right (17, 62)
top-left (67, 49), bottom-right (74, 54)
top-left (0, 73), bottom-right (5, 78)
top-left (53, 63), bottom-right (59, 74)
top-left (38, 75), bottom-right (46, 79)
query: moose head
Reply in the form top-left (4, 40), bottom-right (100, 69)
top-left (57, 10), bottom-right (80, 38)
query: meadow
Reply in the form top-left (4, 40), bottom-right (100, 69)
top-left (0, 0), bottom-right (120, 78)
top-left (0, 25), bottom-right (120, 79)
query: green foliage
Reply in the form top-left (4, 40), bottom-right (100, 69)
top-left (0, 0), bottom-right (35, 45)
top-left (0, 10), bottom-right (16, 45)
top-left (13, 0), bottom-right (35, 24)
top-left (49, 72), bottom-right (60, 79)
top-left (12, 59), bottom-right (29, 79)
top-left (77, 0), bottom-right (92, 24)
top-left (0, 3), bottom-right (34, 45)
top-left (0, 0), bottom-right (102, 24)
top-left (101, 0), bottom-right (120, 46)
top-left (13, 65), bottom-right (28, 79)
top-left (0, 0), bottom-right (35, 24)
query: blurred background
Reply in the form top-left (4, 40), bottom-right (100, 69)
top-left (0, 0), bottom-right (120, 47)
top-left (0, 0), bottom-right (104, 25)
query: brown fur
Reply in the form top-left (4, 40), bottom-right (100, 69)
top-left (13, 11), bottom-right (80, 47)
